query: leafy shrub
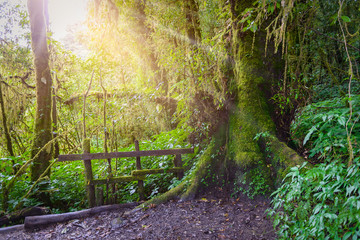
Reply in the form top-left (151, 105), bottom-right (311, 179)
top-left (269, 96), bottom-right (360, 239)
top-left (50, 161), bottom-right (86, 212)
top-left (291, 95), bottom-right (360, 162)
top-left (268, 160), bottom-right (360, 239)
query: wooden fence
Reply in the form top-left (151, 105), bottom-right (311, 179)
top-left (58, 139), bottom-right (194, 207)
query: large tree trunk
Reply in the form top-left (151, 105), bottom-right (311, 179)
top-left (142, 0), bottom-right (304, 206)
top-left (27, 0), bottom-right (53, 183)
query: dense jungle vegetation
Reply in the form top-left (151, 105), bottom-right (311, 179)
top-left (0, 0), bottom-right (359, 238)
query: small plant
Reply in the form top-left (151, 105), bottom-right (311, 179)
top-left (231, 164), bottom-right (271, 199)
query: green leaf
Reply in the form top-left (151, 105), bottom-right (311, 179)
top-left (303, 125), bottom-right (317, 145)
top-left (268, 4), bottom-right (275, 14)
top-left (341, 15), bottom-right (351, 22)
top-left (313, 204), bottom-right (322, 214)
top-left (343, 232), bottom-right (352, 240)
top-left (324, 213), bottom-right (337, 219)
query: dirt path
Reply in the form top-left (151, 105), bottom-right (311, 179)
top-left (1, 193), bottom-right (276, 240)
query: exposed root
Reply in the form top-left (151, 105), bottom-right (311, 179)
top-left (140, 182), bottom-right (187, 207)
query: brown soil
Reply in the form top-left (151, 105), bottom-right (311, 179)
top-left (1, 192), bottom-right (276, 240)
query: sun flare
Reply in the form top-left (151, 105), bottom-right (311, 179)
top-left (48, 0), bottom-right (88, 41)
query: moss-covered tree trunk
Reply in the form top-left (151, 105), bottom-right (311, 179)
top-left (27, 0), bottom-right (53, 183)
top-left (143, 0), bottom-right (304, 206)
top-left (0, 79), bottom-right (15, 165)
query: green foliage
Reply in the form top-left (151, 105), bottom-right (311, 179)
top-left (268, 160), bottom-right (360, 239)
top-left (200, 154), bottom-right (226, 189)
top-left (232, 164), bottom-right (271, 200)
top-left (0, 127), bottom-right (196, 213)
top-left (50, 161), bottom-right (86, 212)
top-left (291, 96), bottom-right (360, 162)
top-left (269, 95), bottom-right (360, 239)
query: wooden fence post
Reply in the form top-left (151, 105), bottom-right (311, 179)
top-left (83, 139), bottom-right (96, 208)
top-left (135, 140), bottom-right (145, 200)
top-left (96, 187), bottom-right (104, 206)
top-left (174, 154), bottom-right (184, 179)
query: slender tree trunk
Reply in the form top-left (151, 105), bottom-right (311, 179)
top-left (52, 87), bottom-right (59, 158)
top-left (27, 0), bottom-right (53, 183)
top-left (0, 79), bottom-right (15, 163)
top-left (99, 70), bottom-right (115, 204)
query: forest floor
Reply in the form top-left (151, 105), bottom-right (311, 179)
top-left (1, 189), bottom-right (276, 240)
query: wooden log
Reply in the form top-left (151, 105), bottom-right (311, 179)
top-left (24, 202), bottom-right (138, 230)
top-left (131, 167), bottom-right (184, 176)
top-left (83, 139), bottom-right (95, 208)
top-left (92, 176), bottom-right (145, 185)
top-left (0, 207), bottom-right (49, 227)
top-left (58, 148), bottom-right (194, 162)
top-left (0, 224), bottom-right (24, 234)
top-left (135, 140), bottom-right (145, 200)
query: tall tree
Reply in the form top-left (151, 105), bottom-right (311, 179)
top-left (144, 0), bottom-right (305, 204)
top-left (27, 0), bottom-right (52, 182)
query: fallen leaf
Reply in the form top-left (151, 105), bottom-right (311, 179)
top-left (61, 227), bottom-right (68, 234)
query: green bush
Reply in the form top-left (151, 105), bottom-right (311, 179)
top-left (291, 95), bottom-right (360, 162)
top-left (268, 160), bottom-right (360, 239)
top-left (269, 96), bottom-right (360, 239)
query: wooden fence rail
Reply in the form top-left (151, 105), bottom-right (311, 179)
top-left (58, 149), bottom-right (194, 162)
top-left (58, 139), bottom-right (194, 207)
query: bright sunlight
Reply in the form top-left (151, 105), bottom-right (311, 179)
top-left (48, 0), bottom-right (88, 42)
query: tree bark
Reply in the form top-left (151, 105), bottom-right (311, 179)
top-left (27, 0), bottom-right (53, 184)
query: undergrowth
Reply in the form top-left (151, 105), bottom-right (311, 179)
top-left (0, 127), bottom-right (197, 214)
top-left (268, 96), bottom-right (360, 239)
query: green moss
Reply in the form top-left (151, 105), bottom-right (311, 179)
top-left (228, 30), bottom-right (276, 169)
top-left (227, 12), bottom-right (305, 188)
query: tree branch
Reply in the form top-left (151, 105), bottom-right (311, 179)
top-left (6, 71), bottom-right (35, 89)
top-left (311, 28), bottom-right (360, 52)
